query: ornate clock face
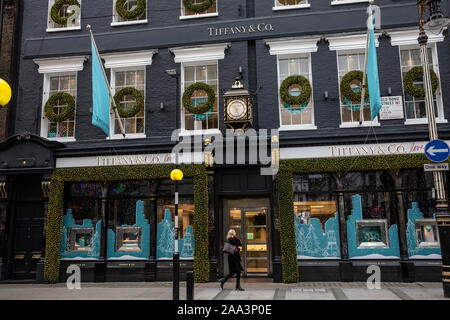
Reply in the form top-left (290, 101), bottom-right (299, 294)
top-left (227, 99), bottom-right (247, 120)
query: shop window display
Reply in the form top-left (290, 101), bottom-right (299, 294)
top-left (61, 182), bottom-right (102, 259)
top-left (403, 169), bottom-right (442, 258)
top-left (293, 174), bottom-right (341, 259)
top-left (356, 220), bottom-right (389, 248)
top-left (107, 181), bottom-right (152, 259)
top-left (157, 199), bottom-right (195, 259)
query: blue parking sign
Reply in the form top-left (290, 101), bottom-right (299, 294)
top-left (425, 140), bottom-right (450, 162)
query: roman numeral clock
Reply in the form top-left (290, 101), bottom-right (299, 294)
top-left (223, 80), bottom-right (253, 134)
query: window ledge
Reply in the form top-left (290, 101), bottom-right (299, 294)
top-left (46, 26), bottom-right (81, 33)
top-left (179, 12), bottom-right (218, 20)
top-left (272, 4), bottom-right (311, 11)
top-left (278, 125), bottom-right (317, 131)
top-left (46, 137), bottom-right (77, 142)
top-left (404, 118), bottom-right (448, 125)
top-left (111, 19), bottom-right (148, 27)
top-left (331, 0), bottom-right (369, 5)
top-left (179, 129), bottom-right (221, 136)
top-left (339, 121), bottom-right (381, 128)
top-left (107, 133), bottom-right (147, 140)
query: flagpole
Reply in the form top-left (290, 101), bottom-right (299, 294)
top-left (359, 0), bottom-right (373, 126)
top-left (87, 24), bottom-right (126, 137)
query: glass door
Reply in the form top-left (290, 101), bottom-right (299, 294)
top-left (228, 207), bottom-right (268, 276)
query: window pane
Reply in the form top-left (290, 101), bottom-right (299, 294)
top-left (185, 67), bottom-right (195, 82)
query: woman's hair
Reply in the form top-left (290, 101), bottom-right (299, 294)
top-left (226, 229), bottom-right (236, 240)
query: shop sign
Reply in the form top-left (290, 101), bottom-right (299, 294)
top-left (56, 153), bottom-right (178, 168)
top-left (379, 96), bottom-right (404, 120)
top-left (208, 23), bottom-right (274, 37)
top-left (281, 141), bottom-right (450, 159)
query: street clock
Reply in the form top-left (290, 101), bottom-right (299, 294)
top-left (223, 80), bottom-right (253, 133)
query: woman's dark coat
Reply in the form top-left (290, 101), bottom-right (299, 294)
top-left (227, 236), bottom-right (243, 274)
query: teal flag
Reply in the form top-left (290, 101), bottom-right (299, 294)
top-left (91, 39), bottom-right (110, 136)
top-left (367, 19), bottom-right (382, 121)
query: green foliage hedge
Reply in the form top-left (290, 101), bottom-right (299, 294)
top-left (277, 153), bottom-right (433, 283)
top-left (44, 164), bottom-right (209, 284)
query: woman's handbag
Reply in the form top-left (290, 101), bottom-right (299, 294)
top-left (223, 242), bottom-right (237, 255)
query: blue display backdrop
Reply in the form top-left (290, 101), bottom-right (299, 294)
top-left (347, 194), bottom-right (400, 259)
top-left (107, 200), bottom-right (150, 260)
top-left (60, 209), bottom-right (101, 260)
top-left (406, 202), bottom-right (442, 259)
top-left (294, 212), bottom-right (341, 259)
top-left (156, 209), bottom-right (194, 259)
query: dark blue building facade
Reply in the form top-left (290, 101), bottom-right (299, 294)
top-left (0, 0), bottom-right (448, 283)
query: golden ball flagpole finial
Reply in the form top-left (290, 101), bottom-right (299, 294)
top-left (170, 169), bottom-right (184, 181)
top-left (0, 78), bottom-right (12, 107)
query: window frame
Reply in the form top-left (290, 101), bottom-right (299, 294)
top-left (109, 66), bottom-right (147, 139)
top-left (331, 0), bottom-right (369, 5)
top-left (335, 49), bottom-right (380, 128)
top-left (273, 0), bottom-right (310, 11)
top-left (41, 72), bottom-right (78, 141)
top-left (180, 60), bottom-right (220, 135)
top-left (180, 0), bottom-right (218, 20)
top-left (111, 0), bottom-right (148, 26)
top-left (276, 53), bottom-right (317, 130)
top-left (398, 43), bottom-right (446, 125)
top-left (47, 0), bottom-right (82, 32)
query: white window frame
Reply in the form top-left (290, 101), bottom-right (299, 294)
top-left (47, 0), bottom-right (82, 32)
top-left (180, 0), bottom-right (218, 20)
top-left (102, 50), bottom-right (156, 139)
top-left (34, 56), bottom-right (87, 142)
top-left (111, 0), bottom-right (148, 27)
top-left (389, 28), bottom-right (447, 125)
top-left (266, 37), bottom-right (320, 131)
top-left (331, 0), bottom-right (369, 6)
top-left (169, 43), bottom-right (229, 136)
top-left (273, 0), bottom-right (310, 11)
top-left (328, 34), bottom-right (381, 128)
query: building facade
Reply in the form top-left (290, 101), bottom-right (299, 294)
top-left (0, 0), bottom-right (448, 283)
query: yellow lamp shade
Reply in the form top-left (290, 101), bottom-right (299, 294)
top-left (170, 169), bottom-right (184, 181)
top-left (0, 78), bottom-right (12, 107)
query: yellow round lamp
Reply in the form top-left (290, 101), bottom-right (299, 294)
top-left (0, 78), bottom-right (12, 107)
top-left (170, 169), bottom-right (184, 181)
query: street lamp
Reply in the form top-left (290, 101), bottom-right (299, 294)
top-left (170, 168), bottom-right (183, 300)
top-left (417, 0), bottom-right (450, 298)
top-left (0, 78), bottom-right (12, 107)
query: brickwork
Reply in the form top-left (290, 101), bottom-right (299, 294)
top-left (0, 0), bottom-right (18, 142)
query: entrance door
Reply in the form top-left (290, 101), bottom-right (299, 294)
top-left (227, 201), bottom-right (270, 276)
top-left (11, 202), bottom-right (44, 280)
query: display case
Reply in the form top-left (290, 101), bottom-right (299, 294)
top-left (415, 219), bottom-right (440, 248)
top-left (67, 227), bottom-right (94, 252)
top-left (116, 227), bottom-right (142, 252)
top-left (356, 220), bottom-right (389, 248)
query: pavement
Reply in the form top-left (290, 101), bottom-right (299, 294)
top-left (0, 279), bottom-right (448, 300)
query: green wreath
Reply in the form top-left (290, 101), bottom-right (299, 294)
top-left (115, 0), bottom-right (146, 20)
top-left (183, 0), bottom-right (214, 13)
top-left (182, 82), bottom-right (216, 115)
top-left (50, 0), bottom-right (80, 26)
top-left (44, 92), bottom-right (76, 122)
top-left (279, 75), bottom-right (312, 107)
top-left (113, 87), bottom-right (144, 118)
top-left (404, 66), bottom-right (439, 98)
top-left (340, 70), bottom-right (369, 104)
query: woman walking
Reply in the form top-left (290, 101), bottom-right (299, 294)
top-left (219, 229), bottom-right (245, 291)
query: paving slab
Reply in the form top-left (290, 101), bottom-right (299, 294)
top-left (286, 288), bottom-right (335, 300)
top-left (341, 288), bottom-right (401, 300)
top-left (224, 289), bottom-right (275, 300)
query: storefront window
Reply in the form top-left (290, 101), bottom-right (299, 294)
top-left (157, 198), bottom-right (195, 259)
top-left (61, 182), bottom-right (102, 259)
top-left (107, 181), bottom-right (152, 259)
top-left (403, 169), bottom-right (443, 257)
top-left (293, 174), bottom-right (341, 259)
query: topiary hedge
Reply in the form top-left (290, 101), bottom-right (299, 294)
top-left (44, 164), bottom-right (209, 284)
top-left (277, 153), bottom-right (435, 283)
